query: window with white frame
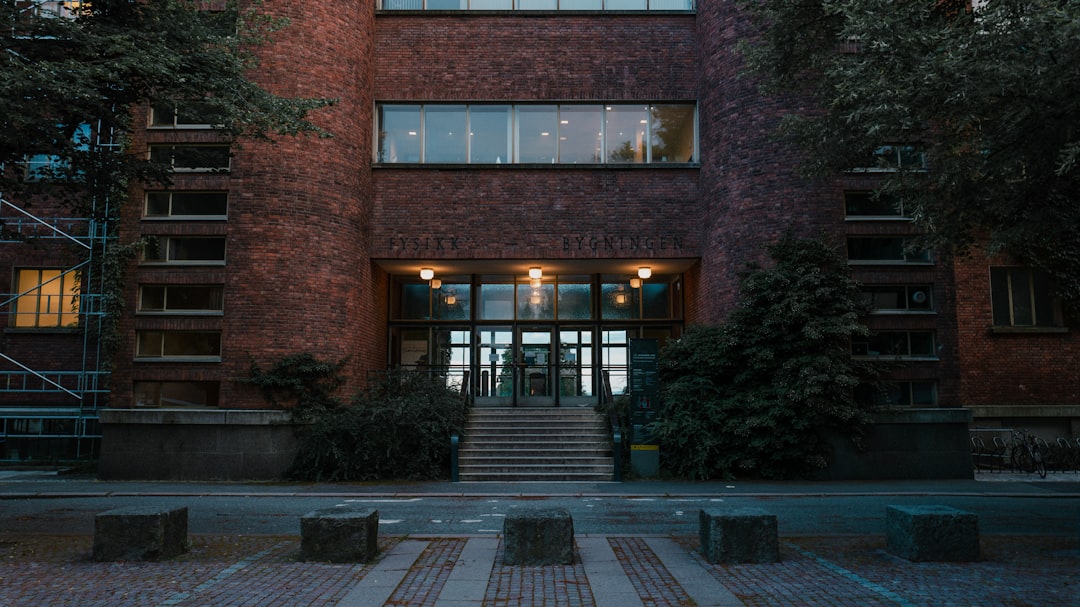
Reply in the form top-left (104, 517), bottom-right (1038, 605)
top-left (862, 285), bottom-right (933, 313)
top-left (138, 285), bottom-right (224, 314)
top-left (378, 0), bottom-right (694, 10)
top-left (141, 236), bottom-right (226, 264)
top-left (990, 267), bottom-right (1063, 328)
top-left (852, 331), bottom-right (937, 359)
top-left (148, 144), bottom-right (231, 172)
top-left (10, 268), bottom-right (80, 328)
top-left (376, 103), bottom-right (696, 165)
top-left (847, 237), bottom-right (931, 264)
top-left (134, 381), bottom-right (220, 407)
top-left (144, 191), bottom-right (228, 218)
top-left (135, 331), bottom-right (222, 359)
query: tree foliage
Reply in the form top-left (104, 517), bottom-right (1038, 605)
top-left (651, 234), bottom-right (877, 480)
top-left (737, 0), bottom-right (1080, 315)
top-left (2, 0), bottom-right (331, 210)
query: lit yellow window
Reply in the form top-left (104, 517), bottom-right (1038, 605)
top-left (13, 269), bottom-right (80, 328)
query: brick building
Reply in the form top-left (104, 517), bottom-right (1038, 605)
top-left (2, 0), bottom-right (1077, 478)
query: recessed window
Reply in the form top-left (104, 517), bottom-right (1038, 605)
top-left (23, 123), bottom-right (91, 182)
top-left (990, 267), bottom-right (1063, 329)
top-left (378, 0), bottom-right (695, 9)
top-left (10, 268), bottom-right (80, 328)
top-left (847, 237), bottom-right (931, 264)
top-left (144, 192), bottom-right (228, 218)
top-left (142, 237), bottom-right (226, 264)
top-left (149, 102), bottom-right (220, 128)
top-left (134, 381), bottom-right (220, 407)
top-left (136, 331), bottom-right (222, 359)
top-left (851, 144), bottom-right (927, 172)
top-left (377, 103), bottom-right (696, 165)
top-left (148, 144), bottom-right (231, 172)
top-left (863, 285), bottom-right (933, 313)
top-left (139, 285), bottom-right (224, 314)
top-left (855, 381), bottom-right (937, 407)
top-left (852, 331), bottom-right (937, 359)
top-left (844, 190), bottom-right (906, 218)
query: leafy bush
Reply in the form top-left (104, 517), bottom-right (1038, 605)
top-left (287, 368), bottom-right (469, 481)
top-left (651, 234), bottom-right (878, 480)
top-left (244, 353), bottom-right (347, 419)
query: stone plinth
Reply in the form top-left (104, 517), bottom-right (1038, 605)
top-left (300, 507), bottom-right (379, 562)
top-left (503, 508), bottom-right (574, 565)
top-left (93, 506), bottom-right (188, 561)
top-left (886, 505), bottom-right (980, 562)
top-left (699, 508), bottom-right (780, 564)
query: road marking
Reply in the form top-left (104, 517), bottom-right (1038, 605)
top-left (155, 541), bottom-right (289, 607)
top-left (787, 543), bottom-right (918, 607)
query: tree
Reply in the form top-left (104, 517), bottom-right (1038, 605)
top-left (651, 234), bottom-right (878, 480)
top-left (1, 0), bottom-right (330, 211)
top-left (736, 0), bottom-right (1080, 314)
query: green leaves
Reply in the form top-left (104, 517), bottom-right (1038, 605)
top-left (738, 0), bottom-right (1080, 316)
top-left (652, 234), bottom-right (875, 480)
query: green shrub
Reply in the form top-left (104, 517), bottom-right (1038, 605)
top-left (287, 368), bottom-right (468, 481)
top-left (651, 233), bottom-right (878, 480)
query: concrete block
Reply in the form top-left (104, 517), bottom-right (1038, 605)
top-left (699, 508), bottom-right (780, 564)
top-left (93, 506), bottom-right (188, 561)
top-left (503, 508), bottom-right (574, 565)
top-left (886, 505), bottom-right (980, 562)
top-left (300, 507), bottom-right (379, 562)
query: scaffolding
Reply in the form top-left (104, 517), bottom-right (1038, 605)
top-left (0, 119), bottom-right (116, 463)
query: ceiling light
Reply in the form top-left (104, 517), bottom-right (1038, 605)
top-left (637, 267), bottom-right (652, 279)
top-left (529, 267), bottom-right (543, 279)
top-left (419, 268), bottom-right (434, 281)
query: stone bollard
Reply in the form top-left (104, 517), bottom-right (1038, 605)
top-left (886, 505), bottom-right (980, 562)
top-left (699, 507), bottom-right (780, 564)
top-left (503, 508), bottom-right (574, 565)
top-left (93, 506), bottom-right (189, 561)
top-left (300, 507), bottom-right (380, 562)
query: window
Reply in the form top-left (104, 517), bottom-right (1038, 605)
top-left (144, 192), bottom-right (228, 218)
top-left (990, 267), bottom-right (1063, 328)
top-left (29, 1), bottom-right (83, 18)
top-left (855, 381), bottom-right (937, 407)
top-left (134, 381), bottom-right (220, 407)
top-left (847, 237), bottom-right (931, 264)
top-left (142, 236), bottom-right (227, 264)
top-left (149, 103), bottom-right (220, 128)
top-left (863, 285), bottom-right (933, 313)
top-left (844, 190), bottom-right (906, 218)
top-left (849, 144), bottom-right (927, 172)
top-left (852, 331), bottom-right (937, 359)
top-left (139, 285), bottom-right (224, 314)
top-left (24, 123), bottom-right (91, 181)
top-left (10, 268), bottom-right (80, 328)
top-left (378, 0), bottom-right (694, 9)
top-left (148, 144), bottom-right (231, 172)
top-left (377, 103), bottom-right (696, 165)
top-left (136, 331), bottom-right (222, 359)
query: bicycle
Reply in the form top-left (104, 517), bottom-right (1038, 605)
top-left (1009, 429), bottom-right (1047, 478)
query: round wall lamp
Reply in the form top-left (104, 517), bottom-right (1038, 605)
top-left (419, 268), bottom-right (434, 281)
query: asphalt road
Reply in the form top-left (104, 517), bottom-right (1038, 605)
top-left (3, 471), bottom-right (1079, 538)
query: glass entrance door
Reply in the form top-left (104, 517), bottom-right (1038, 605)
top-left (476, 327), bottom-right (514, 406)
top-left (519, 327), bottom-right (554, 406)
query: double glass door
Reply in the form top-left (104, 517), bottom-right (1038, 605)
top-left (474, 326), bottom-right (595, 407)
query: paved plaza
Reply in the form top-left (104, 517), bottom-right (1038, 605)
top-left (1, 471), bottom-right (1077, 606)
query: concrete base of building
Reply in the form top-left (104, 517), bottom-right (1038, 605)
top-left (97, 409), bottom-right (299, 480)
top-left (822, 408), bottom-right (974, 480)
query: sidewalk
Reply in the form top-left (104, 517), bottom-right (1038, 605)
top-left (1, 527), bottom-right (1076, 606)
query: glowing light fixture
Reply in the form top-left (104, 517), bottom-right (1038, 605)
top-left (637, 266), bottom-right (652, 279)
top-left (529, 267), bottom-right (543, 279)
top-left (419, 268), bottom-right (434, 281)
top-left (530, 278), bottom-right (542, 289)
top-left (430, 278), bottom-right (442, 289)
top-left (630, 277), bottom-right (642, 289)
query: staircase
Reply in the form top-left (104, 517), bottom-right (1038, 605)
top-left (458, 407), bottom-right (614, 482)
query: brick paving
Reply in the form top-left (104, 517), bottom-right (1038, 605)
top-left (1, 533), bottom-right (1077, 607)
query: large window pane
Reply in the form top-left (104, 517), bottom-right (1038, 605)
top-left (557, 281), bottom-right (593, 319)
top-left (427, 0), bottom-right (466, 8)
top-left (518, 0), bottom-right (556, 7)
top-left (563, 0), bottom-right (603, 8)
top-left (559, 106), bottom-right (602, 163)
top-left (434, 279), bottom-right (471, 320)
top-left (650, 104), bottom-right (695, 163)
top-left (606, 0), bottom-right (646, 9)
top-left (425, 106), bottom-right (467, 163)
top-left (471, 0), bottom-right (512, 7)
top-left (517, 106), bottom-right (558, 163)
top-left (517, 283), bottom-right (555, 320)
top-left (378, 105), bottom-right (421, 163)
top-left (641, 282), bottom-right (670, 318)
top-left (605, 105), bottom-right (648, 163)
top-left (478, 282), bottom-right (515, 319)
top-left (469, 106), bottom-right (511, 163)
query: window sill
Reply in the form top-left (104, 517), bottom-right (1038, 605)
top-left (869, 310), bottom-right (936, 316)
top-left (851, 356), bottom-right (940, 362)
top-left (847, 260), bottom-right (934, 266)
top-left (990, 326), bottom-right (1069, 335)
top-left (134, 357), bottom-right (222, 363)
top-left (373, 162), bottom-right (699, 169)
top-left (845, 216), bottom-right (913, 222)
top-left (136, 311), bottom-right (224, 317)
top-left (375, 10), bottom-right (697, 16)
top-left (4, 327), bottom-right (81, 335)
top-left (142, 216), bottom-right (228, 222)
